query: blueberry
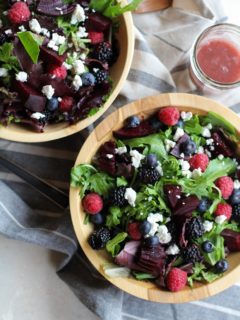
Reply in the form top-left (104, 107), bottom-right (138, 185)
top-left (197, 198), bottom-right (210, 213)
top-left (181, 139), bottom-right (197, 156)
top-left (139, 221), bottom-right (151, 235)
top-left (176, 120), bottom-right (184, 128)
top-left (81, 72), bottom-right (96, 86)
top-left (126, 116), bottom-right (141, 128)
top-left (144, 236), bottom-right (159, 247)
top-left (146, 154), bottom-right (158, 168)
top-left (149, 116), bottom-right (164, 130)
top-left (202, 240), bottom-right (214, 253)
top-left (90, 213), bottom-right (104, 225)
top-left (215, 259), bottom-right (229, 273)
top-left (46, 97), bottom-right (59, 112)
top-left (230, 189), bottom-right (240, 205)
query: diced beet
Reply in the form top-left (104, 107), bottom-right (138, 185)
top-left (98, 141), bottom-right (117, 155)
top-left (221, 229), bottom-right (240, 252)
top-left (24, 94), bottom-right (46, 112)
top-left (14, 39), bottom-right (34, 74)
top-left (14, 81), bottom-right (39, 101)
top-left (96, 157), bottom-right (116, 176)
top-left (28, 63), bottom-right (44, 89)
top-left (116, 163), bottom-right (133, 178)
top-left (85, 58), bottom-right (109, 70)
top-left (40, 74), bottom-right (73, 97)
top-left (40, 46), bottom-right (67, 66)
top-left (87, 13), bottom-right (112, 32)
top-left (113, 120), bottom-right (155, 139)
top-left (179, 263), bottom-right (193, 274)
top-left (212, 130), bottom-right (234, 157)
top-left (115, 241), bottom-right (140, 269)
top-left (170, 134), bottom-right (190, 159)
top-left (19, 118), bottom-right (45, 133)
top-left (37, 0), bottom-right (75, 16)
top-left (164, 184), bottom-right (182, 208)
top-left (173, 196), bottom-right (200, 218)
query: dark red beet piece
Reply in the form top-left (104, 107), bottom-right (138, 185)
top-left (14, 81), bottom-right (40, 101)
top-left (212, 130), bottom-right (234, 157)
top-left (37, 0), bottom-right (75, 16)
top-left (113, 120), bottom-right (155, 139)
top-left (116, 163), bottom-right (133, 178)
top-left (98, 141), bottom-right (116, 155)
top-left (24, 94), bottom-right (46, 112)
top-left (164, 184), bottom-right (182, 208)
top-left (170, 134), bottom-right (190, 159)
top-left (94, 141), bottom-right (117, 176)
top-left (179, 263), bottom-right (193, 274)
top-left (40, 74), bottom-right (74, 97)
top-left (173, 196), bottom-right (200, 218)
top-left (87, 13), bottom-right (112, 32)
top-left (14, 39), bottom-right (34, 74)
top-left (221, 229), bottom-right (240, 252)
top-left (40, 46), bottom-right (67, 66)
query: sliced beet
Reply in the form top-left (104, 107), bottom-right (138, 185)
top-left (28, 63), bottom-right (44, 90)
top-left (98, 141), bottom-right (116, 155)
top-left (87, 13), bottom-right (112, 32)
top-left (24, 94), bottom-right (46, 112)
top-left (212, 130), bottom-right (234, 157)
top-left (221, 229), bottom-right (240, 252)
top-left (40, 74), bottom-right (73, 97)
top-left (170, 134), bottom-right (190, 159)
top-left (173, 196), bottom-right (200, 218)
top-left (14, 81), bottom-right (40, 101)
top-left (85, 58), bottom-right (109, 70)
top-left (37, 0), bottom-right (75, 16)
top-left (40, 46), bottom-right (67, 66)
top-left (164, 184), bottom-right (182, 208)
top-left (113, 120), bottom-right (155, 139)
top-left (13, 39), bottom-right (34, 74)
top-left (116, 163), bottom-right (133, 178)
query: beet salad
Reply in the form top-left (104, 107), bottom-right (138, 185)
top-left (0, 0), bottom-right (141, 132)
top-left (71, 106), bottom-right (240, 292)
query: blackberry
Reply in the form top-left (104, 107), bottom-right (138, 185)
top-left (94, 42), bottom-right (113, 63)
top-left (166, 221), bottom-right (177, 243)
top-left (186, 217), bottom-right (204, 239)
top-left (88, 227), bottom-right (111, 250)
top-left (138, 165), bottom-right (160, 184)
top-left (182, 244), bottom-right (202, 263)
top-left (109, 186), bottom-right (127, 207)
top-left (0, 33), bottom-right (8, 46)
top-left (95, 70), bottom-right (108, 84)
top-left (232, 204), bottom-right (240, 222)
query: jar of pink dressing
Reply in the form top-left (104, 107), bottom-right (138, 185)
top-left (190, 23), bottom-right (240, 92)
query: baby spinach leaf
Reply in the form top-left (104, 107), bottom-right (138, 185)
top-left (117, 176), bottom-right (128, 187)
top-left (201, 111), bottom-right (237, 136)
top-left (0, 43), bottom-right (20, 72)
top-left (184, 115), bottom-right (203, 135)
top-left (17, 31), bottom-right (44, 64)
top-left (188, 262), bottom-right (222, 287)
top-left (106, 206), bottom-right (123, 228)
top-left (106, 232), bottom-right (128, 256)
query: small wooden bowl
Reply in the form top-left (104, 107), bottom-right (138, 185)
top-left (0, 12), bottom-right (134, 143)
top-left (70, 93), bottom-right (240, 303)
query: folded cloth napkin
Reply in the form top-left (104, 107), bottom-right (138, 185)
top-left (1, 1), bottom-right (240, 320)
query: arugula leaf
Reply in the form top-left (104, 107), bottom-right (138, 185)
top-left (117, 176), bottom-right (128, 187)
top-left (191, 134), bottom-right (206, 148)
top-left (184, 115), bottom-right (203, 135)
top-left (201, 111), bottom-right (237, 136)
top-left (132, 272), bottom-right (156, 280)
top-left (162, 156), bottom-right (181, 178)
top-left (71, 164), bottom-right (97, 187)
top-left (0, 43), bottom-right (20, 72)
top-left (106, 232), bottom-right (128, 256)
top-left (198, 234), bottom-right (225, 266)
top-left (188, 263), bottom-right (222, 287)
top-left (106, 206), bottom-right (123, 228)
top-left (17, 31), bottom-right (44, 64)
top-left (124, 133), bottom-right (167, 160)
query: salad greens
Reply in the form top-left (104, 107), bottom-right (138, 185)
top-left (106, 232), bottom-right (128, 256)
top-left (17, 31), bottom-right (44, 64)
top-left (188, 263), bottom-right (222, 287)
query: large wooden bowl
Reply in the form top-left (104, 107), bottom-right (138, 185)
top-left (70, 93), bottom-right (240, 303)
top-left (0, 11), bottom-right (134, 143)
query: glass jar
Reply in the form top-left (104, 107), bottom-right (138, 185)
top-left (190, 23), bottom-right (240, 92)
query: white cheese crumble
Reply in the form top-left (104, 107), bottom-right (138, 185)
top-left (215, 215), bottom-right (227, 225)
top-left (71, 4), bottom-right (86, 25)
top-left (5, 29), bottom-right (12, 35)
top-left (106, 154), bottom-right (113, 159)
top-left (76, 26), bottom-right (88, 38)
top-left (130, 150), bottom-right (145, 168)
top-left (147, 213), bottom-right (163, 224)
top-left (165, 139), bottom-right (176, 152)
top-left (48, 33), bottom-right (66, 51)
top-left (156, 225), bottom-right (172, 244)
top-left (166, 244), bottom-right (180, 255)
top-left (191, 168), bottom-right (202, 179)
top-left (198, 146), bottom-right (204, 154)
top-left (173, 127), bottom-right (185, 142)
top-left (179, 159), bottom-right (190, 171)
top-left (115, 146), bottom-right (127, 155)
top-left (179, 152), bottom-right (185, 158)
top-left (72, 74), bottom-right (82, 91)
top-left (124, 188), bottom-right (136, 207)
top-left (210, 146), bottom-right (215, 151)
top-left (63, 62), bottom-right (72, 70)
top-left (201, 127), bottom-right (211, 138)
top-left (73, 59), bottom-right (85, 75)
top-left (18, 25), bottom-right (26, 32)
top-left (205, 150), bottom-right (212, 158)
top-left (29, 19), bottom-right (41, 34)
top-left (207, 123), bottom-right (213, 130)
top-left (206, 138), bottom-right (214, 146)
top-left (181, 111), bottom-right (192, 121)
top-left (218, 154), bottom-right (224, 160)
top-left (30, 112), bottom-right (45, 120)
top-left (234, 180), bottom-right (240, 189)
top-left (41, 85), bottom-right (55, 99)
top-left (203, 220), bottom-right (213, 233)
top-left (41, 28), bottom-right (50, 38)
top-left (0, 68), bottom-right (8, 77)
top-left (15, 71), bottom-right (28, 82)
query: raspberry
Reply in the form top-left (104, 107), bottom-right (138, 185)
top-left (166, 268), bottom-right (187, 292)
top-left (59, 96), bottom-right (74, 112)
top-left (215, 176), bottom-right (234, 199)
top-left (49, 65), bottom-right (67, 80)
top-left (88, 31), bottom-right (104, 44)
top-left (158, 106), bottom-right (180, 126)
top-left (214, 203), bottom-right (232, 220)
top-left (127, 222), bottom-right (142, 240)
top-left (189, 153), bottom-right (209, 172)
top-left (93, 42), bottom-right (113, 63)
top-left (82, 193), bottom-right (103, 215)
top-left (8, 2), bottom-right (31, 25)
top-left (109, 187), bottom-right (127, 207)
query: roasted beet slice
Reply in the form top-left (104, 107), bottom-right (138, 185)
top-left (37, 0), bottom-right (75, 16)
top-left (40, 74), bottom-right (74, 97)
top-left (173, 196), bottom-right (200, 218)
top-left (40, 46), bottom-right (67, 66)
top-left (116, 163), bottom-right (133, 178)
top-left (113, 120), bottom-right (155, 139)
top-left (221, 229), bottom-right (240, 252)
top-left (212, 130), bottom-right (234, 157)
top-left (87, 13), bottom-right (112, 32)
top-left (164, 184), bottom-right (182, 208)
top-left (94, 141), bottom-right (117, 176)
top-left (14, 81), bottom-right (39, 101)
top-left (98, 141), bottom-right (116, 155)
top-left (24, 94), bottom-right (46, 112)
top-left (170, 134), bottom-right (190, 159)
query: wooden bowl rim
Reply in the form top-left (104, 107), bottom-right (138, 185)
top-left (70, 93), bottom-right (240, 303)
top-left (0, 11), bottom-right (134, 143)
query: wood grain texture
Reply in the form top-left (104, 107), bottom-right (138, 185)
top-left (70, 93), bottom-right (240, 303)
top-left (135, 0), bottom-right (172, 13)
top-left (0, 9), bottom-right (134, 143)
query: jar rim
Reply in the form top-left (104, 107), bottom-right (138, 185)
top-left (191, 23), bottom-right (240, 90)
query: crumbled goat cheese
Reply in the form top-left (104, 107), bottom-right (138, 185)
top-left (106, 154), bottom-right (113, 159)
top-left (181, 111), bottom-right (192, 121)
top-left (173, 127), bottom-right (185, 142)
top-left (218, 154), bottom-right (224, 160)
top-left (176, 195), bottom-right (181, 199)
top-left (201, 127), bottom-right (211, 138)
top-left (71, 4), bottom-right (86, 24)
top-left (124, 188), bottom-right (136, 207)
top-left (147, 213), bottom-right (163, 224)
top-left (198, 146), bottom-right (204, 154)
top-left (48, 33), bottom-right (66, 51)
top-left (130, 150), bottom-right (145, 168)
top-left (182, 170), bottom-right (192, 178)
top-left (166, 244), bottom-right (180, 255)
top-left (63, 62), bottom-right (72, 70)
top-left (0, 68), bottom-right (8, 77)
top-left (207, 123), bottom-right (213, 130)
top-left (41, 85), bottom-right (55, 99)
top-left (41, 28), bottom-right (50, 38)
top-left (18, 25), bottom-right (26, 32)
top-left (73, 60), bottom-right (85, 75)
top-left (191, 168), bottom-right (202, 179)
top-left (165, 139), bottom-right (176, 152)
top-left (210, 146), bottom-right (215, 151)
top-left (16, 71), bottom-right (28, 82)
top-left (206, 138), bottom-right (214, 146)
top-left (179, 159), bottom-right (190, 171)
top-left (148, 222), bottom-right (159, 236)
top-left (157, 225), bottom-right (172, 244)
top-left (29, 19), bottom-right (41, 34)
top-left (203, 220), bottom-right (213, 233)
top-left (115, 146), bottom-right (127, 155)
top-left (5, 29), bottom-right (12, 35)
top-left (234, 180), bottom-right (240, 189)
top-left (30, 112), bottom-right (45, 120)
top-left (215, 215), bottom-right (227, 225)
top-left (205, 150), bottom-right (212, 158)
top-left (179, 153), bottom-right (185, 158)
top-left (72, 75), bottom-right (82, 91)
top-left (76, 26), bottom-right (88, 38)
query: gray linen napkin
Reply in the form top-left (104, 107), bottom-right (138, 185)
top-left (1, 1), bottom-right (240, 319)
